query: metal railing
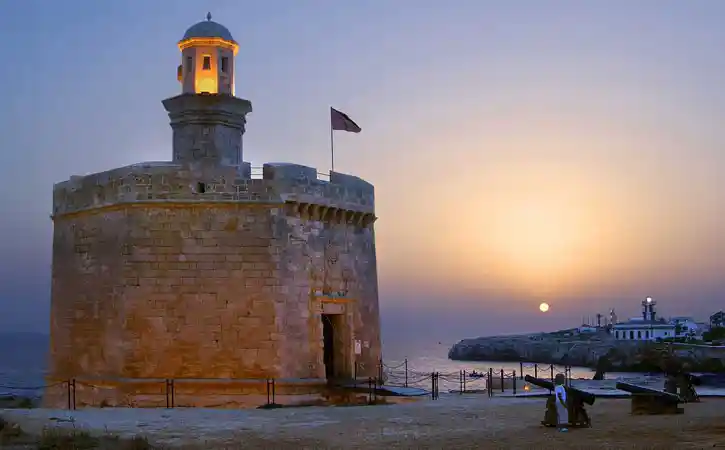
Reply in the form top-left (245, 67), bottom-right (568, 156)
top-left (1, 360), bottom-right (570, 409)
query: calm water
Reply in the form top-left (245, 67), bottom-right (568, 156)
top-left (382, 339), bottom-right (597, 393)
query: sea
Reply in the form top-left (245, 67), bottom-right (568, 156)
top-left (0, 333), bottom-right (642, 398)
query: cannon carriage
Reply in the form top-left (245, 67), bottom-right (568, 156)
top-left (524, 375), bottom-right (594, 428)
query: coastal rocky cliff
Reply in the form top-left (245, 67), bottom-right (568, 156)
top-left (448, 331), bottom-right (725, 372)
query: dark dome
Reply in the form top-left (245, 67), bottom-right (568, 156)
top-left (182, 15), bottom-right (235, 42)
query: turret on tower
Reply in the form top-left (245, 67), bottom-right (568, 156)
top-left (177, 12), bottom-right (238, 95)
top-left (164, 13), bottom-right (252, 175)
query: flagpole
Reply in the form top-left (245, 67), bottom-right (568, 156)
top-left (330, 118), bottom-right (335, 174)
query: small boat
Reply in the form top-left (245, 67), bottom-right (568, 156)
top-left (468, 370), bottom-right (486, 379)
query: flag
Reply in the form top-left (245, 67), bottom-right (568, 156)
top-left (330, 107), bottom-right (362, 133)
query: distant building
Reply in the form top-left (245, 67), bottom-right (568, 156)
top-left (669, 316), bottom-right (704, 339)
top-left (612, 297), bottom-right (676, 341)
top-left (612, 319), bottom-right (675, 341)
top-left (710, 311), bottom-right (725, 328)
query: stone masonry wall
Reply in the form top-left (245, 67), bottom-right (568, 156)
top-left (50, 205), bottom-right (282, 381)
top-left (47, 162), bottom-right (380, 407)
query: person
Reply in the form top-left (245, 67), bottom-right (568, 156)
top-left (554, 373), bottom-right (569, 432)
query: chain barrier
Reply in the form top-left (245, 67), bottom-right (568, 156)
top-left (4, 361), bottom-right (573, 409)
top-left (381, 360), bottom-right (574, 397)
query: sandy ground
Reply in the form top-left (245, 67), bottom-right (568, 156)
top-left (4, 396), bottom-right (725, 449)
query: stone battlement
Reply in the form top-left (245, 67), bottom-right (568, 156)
top-left (52, 162), bottom-right (375, 218)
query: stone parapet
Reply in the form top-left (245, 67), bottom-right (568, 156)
top-left (52, 162), bottom-right (375, 218)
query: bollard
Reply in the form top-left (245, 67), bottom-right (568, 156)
top-left (534, 364), bottom-right (538, 379)
top-left (520, 362), bottom-right (524, 379)
top-left (463, 370), bottom-right (467, 393)
top-left (513, 371), bottom-right (517, 394)
top-left (500, 369), bottom-right (504, 393)
top-left (550, 365), bottom-right (554, 382)
top-left (404, 358), bottom-right (408, 387)
top-left (67, 379), bottom-right (71, 410)
top-left (353, 362), bottom-right (357, 381)
top-left (459, 370), bottom-right (463, 395)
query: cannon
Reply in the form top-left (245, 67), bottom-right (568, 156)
top-left (679, 374), bottom-right (700, 403)
top-left (524, 375), bottom-right (593, 428)
top-left (615, 382), bottom-right (684, 415)
top-left (668, 373), bottom-right (699, 403)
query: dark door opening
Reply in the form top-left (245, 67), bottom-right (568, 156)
top-left (322, 314), bottom-right (335, 380)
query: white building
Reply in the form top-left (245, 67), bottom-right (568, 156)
top-left (613, 319), bottom-right (676, 341)
top-left (669, 316), bottom-right (704, 338)
top-left (611, 297), bottom-right (676, 341)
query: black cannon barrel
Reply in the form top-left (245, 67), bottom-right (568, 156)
top-left (524, 375), bottom-right (596, 406)
top-left (615, 382), bottom-right (681, 403)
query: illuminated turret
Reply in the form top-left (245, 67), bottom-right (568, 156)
top-left (163, 13), bottom-right (252, 173)
top-left (176, 12), bottom-right (239, 95)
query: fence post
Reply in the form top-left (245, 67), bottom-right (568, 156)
top-left (354, 362), bottom-right (357, 381)
top-left (67, 379), bottom-right (71, 410)
top-left (463, 370), bottom-right (467, 393)
top-left (520, 362), bottom-right (524, 379)
top-left (513, 370), bottom-right (517, 394)
top-left (550, 365), bottom-right (554, 382)
top-left (171, 379), bottom-right (175, 408)
top-left (404, 358), bottom-right (408, 387)
top-left (165, 379), bottom-right (170, 408)
top-left (488, 368), bottom-right (493, 397)
top-left (368, 377), bottom-right (373, 404)
top-left (534, 364), bottom-right (538, 378)
top-left (431, 372), bottom-right (435, 399)
top-left (436, 372), bottom-right (441, 400)
top-left (378, 358), bottom-right (384, 385)
top-left (71, 379), bottom-right (76, 410)
top-left (272, 379), bottom-right (276, 404)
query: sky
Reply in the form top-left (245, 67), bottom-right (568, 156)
top-left (0, 0), bottom-right (723, 344)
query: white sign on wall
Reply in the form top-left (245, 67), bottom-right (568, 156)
top-left (354, 340), bottom-right (362, 355)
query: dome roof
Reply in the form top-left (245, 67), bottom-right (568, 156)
top-left (181, 13), bottom-right (235, 42)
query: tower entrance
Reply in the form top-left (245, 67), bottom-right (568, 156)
top-left (321, 313), bottom-right (347, 382)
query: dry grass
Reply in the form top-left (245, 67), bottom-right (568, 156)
top-left (0, 417), bottom-right (156, 449)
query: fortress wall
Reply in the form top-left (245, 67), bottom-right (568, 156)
top-left (53, 163), bottom-right (374, 218)
top-left (272, 207), bottom-right (381, 379)
top-left (50, 211), bottom-right (128, 379)
top-left (49, 162), bottom-right (379, 405)
top-left (51, 204), bottom-right (283, 381)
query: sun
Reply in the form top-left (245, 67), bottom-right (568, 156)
top-left (539, 302), bottom-right (550, 313)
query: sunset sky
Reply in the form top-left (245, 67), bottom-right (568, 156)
top-left (0, 0), bottom-right (723, 343)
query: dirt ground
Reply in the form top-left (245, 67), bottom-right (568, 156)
top-left (4, 396), bottom-right (725, 449)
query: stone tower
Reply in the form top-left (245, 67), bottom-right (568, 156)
top-left (45, 15), bottom-right (381, 408)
